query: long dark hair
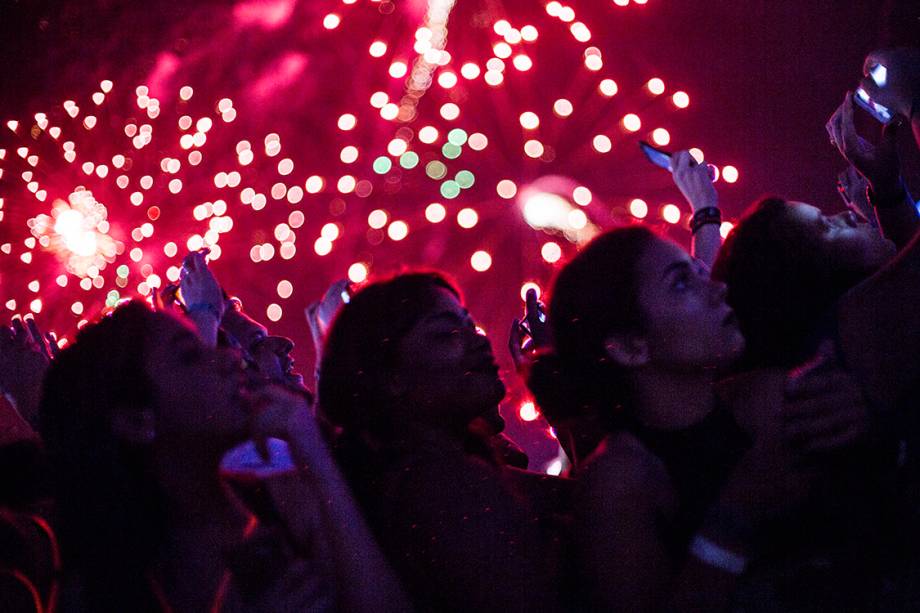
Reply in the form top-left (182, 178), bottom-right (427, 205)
top-left (317, 272), bottom-right (460, 444)
top-left (712, 197), bottom-right (868, 368)
top-left (529, 227), bottom-right (658, 426)
top-left (39, 301), bottom-right (166, 611)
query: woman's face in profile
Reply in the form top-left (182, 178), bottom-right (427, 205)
top-left (392, 287), bottom-right (506, 434)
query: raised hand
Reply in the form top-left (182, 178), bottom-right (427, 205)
top-left (836, 166), bottom-right (876, 227)
top-left (859, 48), bottom-right (920, 122)
top-left (179, 249), bottom-right (225, 320)
top-left (305, 279), bottom-right (351, 365)
top-left (671, 150), bottom-right (718, 211)
top-left (509, 288), bottom-right (548, 376)
top-left (0, 316), bottom-right (55, 426)
top-left (826, 92), bottom-right (901, 193)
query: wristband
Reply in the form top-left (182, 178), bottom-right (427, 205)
top-left (691, 207), bottom-right (722, 234)
top-left (689, 534), bottom-right (747, 575)
top-left (187, 303), bottom-right (222, 321)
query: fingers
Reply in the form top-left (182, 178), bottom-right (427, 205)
top-left (671, 150), bottom-right (692, 173)
top-left (45, 332), bottom-right (59, 357)
top-left (508, 319), bottom-right (523, 359)
top-left (11, 317), bottom-right (28, 344)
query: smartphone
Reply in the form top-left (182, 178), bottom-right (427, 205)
top-left (855, 87), bottom-right (893, 124)
top-left (868, 63), bottom-right (887, 88)
top-left (639, 140), bottom-right (673, 171)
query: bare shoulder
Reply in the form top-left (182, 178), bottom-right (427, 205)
top-left (576, 432), bottom-right (673, 512)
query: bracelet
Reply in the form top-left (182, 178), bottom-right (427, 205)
top-left (689, 534), bottom-right (747, 575)
top-left (690, 207), bottom-right (722, 234)
top-left (186, 303), bottom-right (222, 321)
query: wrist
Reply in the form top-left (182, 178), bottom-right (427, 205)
top-left (689, 533), bottom-right (748, 575)
top-left (187, 302), bottom-right (224, 321)
top-left (691, 207), bottom-right (722, 234)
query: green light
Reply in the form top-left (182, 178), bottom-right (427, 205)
top-left (116, 265), bottom-right (129, 278)
top-left (440, 180), bottom-right (461, 199)
top-left (455, 170), bottom-right (475, 189)
top-left (425, 160), bottom-right (448, 180)
top-left (447, 128), bottom-right (468, 146)
top-left (373, 156), bottom-right (392, 174)
top-left (399, 151), bottom-right (419, 169)
top-left (442, 143), bottom-right (462, 159)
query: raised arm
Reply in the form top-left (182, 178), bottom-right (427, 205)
top-left (859, 48), bottom-right (920, 151)
top-left (671, 150), bottom-right (722, 270)
top-left (826, 91), bottom-right (918, 249)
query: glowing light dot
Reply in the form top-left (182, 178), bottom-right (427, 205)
top-left (440, 103), bottom-right (460, 121)
top-left (652, 128), bottom-right (671, 146)
top-left (519, 111), bottom-right (540, 130)
top-left (720, 221), bottom-right (735, 238)
top-left (468, 132), bottom-right (488, 150)
top-left (629, 198), bottom-right (649, 219)
top-left (573, 186), bottom-right (592, 206)
top-left (348, 263), bottom-right (369, 283)
top-left (512, 55), bottom-right (533, 71)
top-left (418, 126), bottom-right (439, 143)
top-left (541, 242), bottom-right (563, 263)
top-left (493, 42), bottom-right (512, 59)
top-left (689, 148), bottom-right (705, 163)
top-left (369, 41), bottom-right (387, 57)
top-left (461, 63), bottom-right (481, 79)
top-left (520, 282), bottom-right (542, 302)
top-left (570, 22), bottom-right (591, 42)
top-left (337, 175), bottom-right (356, 194)
top-left (273, 158), bottom-right (292, 176)
top-left (399, 151), bottom-right (420, 169)
top-left (321, 223), bottom-right (340, 241)
top-left (368, 210), bottom-right (388, 229)
top-left (425, 203), bottom-right (446, 223)
top-left (546, 459), bottom-right (563, 476)
top-left (323, 13), bottom-right (340, 29)
top-left (56, 274), bottom-right (68, 287)
top-left (497, 180), bottom-right (517, 199)
top-left (520, 401), bottom-right (540, 421)
top-left (457, 208), bottom-right (479, 229)
top-left (271, 182), bottom-right (288, 200)
top-left (584, 55), bottom-right (603, 71)
top-left (30, 299), bottom-right (42, 314)
top-left (672, 91), bottom-right (690, 108)
top-left (568, 209), bottom-right (588, 229)
top-left (621, 114), bottom-right (642, 132)
top-left (524, 139), bottom-right (544, 158)
top-left (370, 91), bottom-right (389, 108)
top-left (276, 280), bottom-right (293, 299)
top-left (722, 165), bottom-right (739, 183)
top-left (387, 221), bottom-right (409, 241)
top-left (484, 70), bottom-right (504, 86)
top-left (438, 72), bottom-right (458, 88)
top-left (662, 204), bottom-right (682, 224)
top-left (71, 302), bottom-right (84, 315)
top-left (340, 146), bottom-right (359, 164)
top-left (337, 114), bottom-right (357, 131)
top-left (647, 77), bottom-right (666, 95)
top-left (389, 61), bottom-right (408, 78)
top-left (599, 79), bottom-right (618, 97)
top-left (287, 186), bottom-right (304, 203)
top-left (592, 135), bottom-right (612, 153)
top-left (387, 139), bottom-right (408, 157)
top-left (168, 179), bottom-right (182, 194)
top-left (553, 99), bottom-right (574, 118)
top-left (471, 251), bottom-right (492, 272)
top-left (266, 304), bottom-right (282, 322)
top-left (305, 176), bottom-right (324, 193)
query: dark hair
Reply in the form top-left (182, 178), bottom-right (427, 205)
top-left (317, 272), bottom-right (460, 441)
top-left (529, 227), bottom-right (658, 425)
top-left (39, 301), bottom-right (165, 611)
top-left (712, 197), bottom-right (866, 368)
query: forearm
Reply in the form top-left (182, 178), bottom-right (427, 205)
top-left (870, 180), bottom-right (919, 250)
top-left (282, 421), bottom-right (411, 612)
top-left (185, 307), bottom-right (221, 347)
top-left (691, 224), bottom-right (722, 271)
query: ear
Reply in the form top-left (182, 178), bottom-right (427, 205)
top-left (603, 333), bottom-right (650, 368)
top-left (109, 408), bottom-right (157, 444)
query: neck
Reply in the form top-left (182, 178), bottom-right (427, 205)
top-left (630, 367), bottom-right (716, 430)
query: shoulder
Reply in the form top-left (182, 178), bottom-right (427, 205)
top-left (576, 432), bottom-right (674, 516)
